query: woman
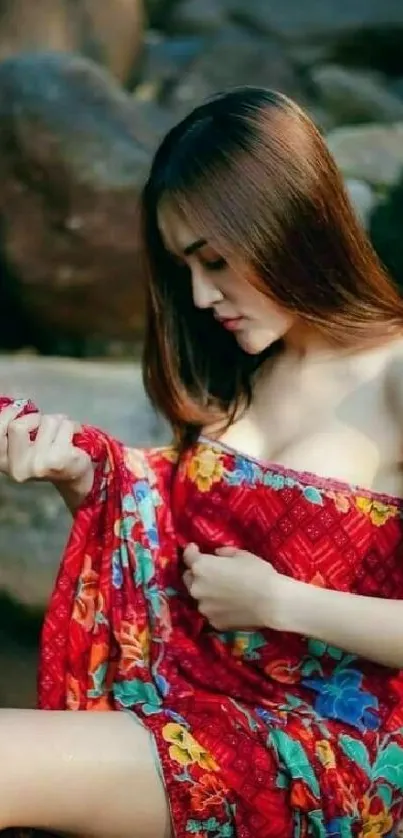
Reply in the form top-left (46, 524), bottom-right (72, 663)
top-left (1, 87), bottom-right (403, 838)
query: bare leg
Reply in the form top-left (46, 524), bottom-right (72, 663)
top-left (0, 710), bottom-right (171, 838)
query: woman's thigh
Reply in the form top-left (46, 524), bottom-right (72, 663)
top-left (0, 709), bottom-right (171, 838)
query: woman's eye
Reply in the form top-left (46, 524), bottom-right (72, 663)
top-left (203, 257), bottom-right (227, 272)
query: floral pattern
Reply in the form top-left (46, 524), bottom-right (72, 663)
top-left (2, 396), bottom-right (400, 838)
top-left (186, 445), bottom-right (224, 492)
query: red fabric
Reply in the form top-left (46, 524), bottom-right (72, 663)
top-left (2, 396), bottom-right (403, 838)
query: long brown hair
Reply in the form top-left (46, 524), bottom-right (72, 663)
top-left (140, 87), bottom-right (403, 445)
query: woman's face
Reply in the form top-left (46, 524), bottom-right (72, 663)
top-left (158, 208), bottom-right (294, 355)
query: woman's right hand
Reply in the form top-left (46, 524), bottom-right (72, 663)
top-left (0, 403), bottom-right (94, 508)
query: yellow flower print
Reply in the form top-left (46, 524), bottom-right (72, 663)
top-left (162, 723), bottom-right (218, 770)
top-left (328, 491), bottom-right (351, 514)
top-left (124, 447), bottom-right (148, 479)
top-left (355, 497), bottom-right (398, 527)
top-left (359, 795), bottom-right (393, 837)
top-left (315, 740), bottom-right (336, 770)
top-left (233, 635), bottom-right (249, 657)
top-left (72, 554), bottom-right (99, 631)
top-left (120, 621), bottom-right (149, 673)
top-left (66, 675), bottom-right (81, 711)
top-left (187, 446), bottom-right (224, 493)
top-left (160, 446), bottom-right (179, 464)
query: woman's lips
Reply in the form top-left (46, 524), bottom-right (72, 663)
top-left (217, 316), bottom-right (244, 332)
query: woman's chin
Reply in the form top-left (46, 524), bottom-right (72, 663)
top-left (235, 330), bottom-right (277, 355)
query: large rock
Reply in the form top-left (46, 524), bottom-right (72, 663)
top-left (345, 179), bottom-right (376, 227)
top-left (0, 0), bottom-right (144, 85)
top-left (0, 355), bottom-right (170, 613)
top-left (169, 0), bottom-right (228, 33)
top-left (327, 123), bottom-right (403, 187)
top-left (370, 173), bottom-right (403, 295)
top-left (229, 0), bottom-right (403, 61)
top-left (167, 24), bottom-right (306, 116)
top-left (0, 53), bottom-right (170, 355)
top-left (312, 65), bottom-right (403, 125)
top-left (145, 0), bottom-right (181, 29)
top-left (137, 30), bottom-right (204, 102)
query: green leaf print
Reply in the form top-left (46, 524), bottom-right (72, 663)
top-left (301, 658), bottom-right (323, 677)
top-left (308, 638), bottom-right (327, 657)
top-left (269, 729), bottom-right (320, 798)
top-left (276, 770), bottom-right (289, 789)
top-left (372, 743), bottom-right (403, 789)
top-left (307, 810), bottom-right (327, 838)
top-left (186, 818), bottom-right (223, 835)
top-left (88, 662), bottom-right (108, 698)
top-left (376, 784), bottom-right (393, 808)
top-left (303, 486), bottom-right (323, 505)
top-left (134, 544), bottom-right (155, 586)
top-left (339, 734), bottom-right (371, 776)
top-left (284, 693), bottom-right (303, 710)
top-left (113, 678), bottom-right (161, 709)
top-left (327, 645), bottom-right (344, 660)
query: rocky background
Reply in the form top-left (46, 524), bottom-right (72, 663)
top-left (1, 0), bottom-right (403, 709)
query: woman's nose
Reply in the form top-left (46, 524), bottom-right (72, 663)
top-left (191, 271), bottom-right (222, 309)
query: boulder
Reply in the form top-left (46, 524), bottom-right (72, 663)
top-left (167, 24), bottom-right (306, 116)
top-left (145, 0), bottom-right (181, 29)
top-left (326, 123), bottom-right (403, 187)
top-left (312, 65), bottom-right (403, 125)
top-left (0, 53), bottom-right (170, 355)
top-left (345, 179), bottom-right (376, 228)
top-left (0, 0), bottom-right (144, 85)
top-left (370, 173), bottom-right (403, 295)
top-left (137, 30), bottom-right (203, 102)
top-left (229, 0), bottom-right (403, 64)
top-left (169, 0), bottom-right (227, 34)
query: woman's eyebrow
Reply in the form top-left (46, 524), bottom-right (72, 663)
top-left (183, 238), bottom-right (207, 256)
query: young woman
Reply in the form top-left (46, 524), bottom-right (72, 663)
top-left (1, 87), bottom-right (403, 838)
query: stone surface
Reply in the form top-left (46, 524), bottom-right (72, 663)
top-left (370, 174), bottom-right (403, 295)
top-left (229, 0), bottom-right (403, 51)
top-left (0, 53), bottom-right (169, 354)
top-left (0, 356), bottom-right (170, 612)
top-left (168, 24), bottom-right (306, 115)
top-left (327, 123), bottom-right (403, 187)
top-left (145, 0), bottom-right (181, 29)
top-left (345, 179), bottom-right (376, 227)
top-left (312, 65), bottom-right (403, 124)
top-left (170, 0), bottom-right (227, 33)
top-left (137, 30), bottom-right (203, 101)
top-left (0, 0), bottom-right (144, 84)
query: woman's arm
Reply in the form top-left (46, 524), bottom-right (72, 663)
top-left (53, 465), bottom-right (95, 515)
top-left (275, 575), bottom-right (403, 669)
top-left (183, 545), bottom-right (403, 669)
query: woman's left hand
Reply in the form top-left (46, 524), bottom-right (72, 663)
top-left (183, 543), bottom-right (290, 631)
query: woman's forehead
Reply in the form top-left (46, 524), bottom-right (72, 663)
top-left (157, 202), bottom-right (202, 254)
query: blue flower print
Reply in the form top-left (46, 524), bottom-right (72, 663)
top-left (133, 479), bottom-right (150, 503)
top-left (112, 551), bottom-right (123, 589)
top-left (303, 668), bottom-right (379, 731)
top-left (227, 457), bottom-right (263, 486)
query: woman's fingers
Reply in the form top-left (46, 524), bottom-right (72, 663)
top-left (0, 409), bottom-right (91, 485)
top-left (183, 543), bottom-right (200, 567)
top-left (47, 418), bottom-right (89, 480)
top-left (31, 415), bottom-right (70, 476)
top-left (0, 411), bottom-right (41, 478)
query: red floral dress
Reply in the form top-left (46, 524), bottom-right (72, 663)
top-left (3, 397), bottom-right (403, 838)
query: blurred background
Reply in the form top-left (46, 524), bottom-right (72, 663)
top-left (0, 0), bottom-right (403, 708)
